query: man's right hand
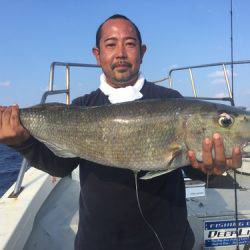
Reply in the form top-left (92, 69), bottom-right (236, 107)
top-left (0, 105), bottom-right (30, 146)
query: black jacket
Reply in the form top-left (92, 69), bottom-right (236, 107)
top-left (14, 81), bottom-right (195, 250)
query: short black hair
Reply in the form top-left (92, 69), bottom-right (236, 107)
top-left (95, 14), bottom-right (142, 49)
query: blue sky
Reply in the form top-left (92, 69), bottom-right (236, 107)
top-left (1, 0), bottom-right (250, 108)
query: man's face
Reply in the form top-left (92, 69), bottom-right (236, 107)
top-left (93, 18), bottom-right (146, 88)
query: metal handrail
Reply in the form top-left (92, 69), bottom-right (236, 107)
top-left (168, 59), bottom-right (250, 75)
top-left (48, 62), bottom-right (100, 89)
top-left (10, 159), bottom-right (29, 197)
top-left (11, 62), bottom-right (100, 197)
top-left (40, 90), bottom-right (69, 104)
top-left (168, 59), bottom-right (250, 106)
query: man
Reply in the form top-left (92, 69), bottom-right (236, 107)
top-left (0, 15), bottom-right (242, 250)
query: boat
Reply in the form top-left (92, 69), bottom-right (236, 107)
top-left (1, 60), bottom-right (250, 250)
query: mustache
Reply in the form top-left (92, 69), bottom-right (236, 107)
top-left (111, 61), bottom-right (132, 70)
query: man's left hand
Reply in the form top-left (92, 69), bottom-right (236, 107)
top-left (187, 133), bottom-right (242, 175)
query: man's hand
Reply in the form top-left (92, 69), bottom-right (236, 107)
top-left (0, 105), bottom-right (30, 146)
top-left (187, 133), bottom-right (242, 175)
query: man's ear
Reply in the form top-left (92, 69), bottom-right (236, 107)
top-left (92, 47), bottom-right (101, 65)
top-left (140, 45), bottom-right (147, 63)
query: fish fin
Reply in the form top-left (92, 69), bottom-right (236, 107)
top-left (168, 143), bottom-right (182, 155)
top-left (165, 143), bottom-right (183, 164)
top-left (38, 102), bottom-right (67, 106)
top-left (37, 137), bottom-right (77, 158)
top-left (27, 102), bottom-right (67, 109)
top-left (140, 169), bottom-right (172, 180)
top-left (140, 144), bottom-right (183, 180)
top-left (42, 102), bottom-right (67, 107)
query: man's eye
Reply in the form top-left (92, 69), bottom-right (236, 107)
top-left (106, 43), bottom-right (115, 48)
top-left (126, 42), bottom-right (135, 47)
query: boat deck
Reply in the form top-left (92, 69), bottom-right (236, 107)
top-left (22, 170), bottom-right (250, 250)
top-left (24, 176), bottom-right (79, 250)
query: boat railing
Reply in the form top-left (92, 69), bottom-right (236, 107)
top-left (167, 59), bottom-right (250, 106)
top-left (11, 59), bottom-right (250, 197)
top-left (44, 62), bottom-right (100, 104)
top-left (11, 62), bottom-right (100, 197)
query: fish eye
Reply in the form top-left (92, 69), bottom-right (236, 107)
top-left (218, 113), bottom-right (234, 128)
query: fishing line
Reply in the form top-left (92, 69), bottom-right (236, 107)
top-left (230, 0), bottom-right (240, 249)
top-left (203, 172), bottom-right (209, 230)
top-left (134, 172), bottom-right (164, 250)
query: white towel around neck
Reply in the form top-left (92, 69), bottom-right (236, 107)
top-left (99, 73), bottom-right (145, 104)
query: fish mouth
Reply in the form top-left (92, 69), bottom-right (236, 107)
top-left (242, 142), bottom-right (250, 158)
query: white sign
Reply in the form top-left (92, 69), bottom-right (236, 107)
top-left (204, 219), bottom-right (250, 247)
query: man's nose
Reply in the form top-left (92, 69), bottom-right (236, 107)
top-left (116, 43), bottom-right (127, 58)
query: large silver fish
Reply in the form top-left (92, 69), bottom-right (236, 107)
top-left (19, 98), bottom-right (250, 176)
